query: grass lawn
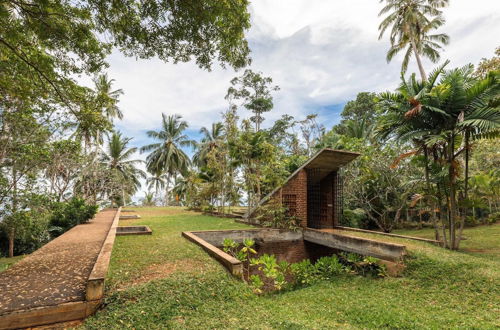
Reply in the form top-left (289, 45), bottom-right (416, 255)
top-left (393, 225), bottom-right (500, 261)
top-left (83, 207), bottom-right (500, 329)
top-left (0, 255), bottom-right (24, 272)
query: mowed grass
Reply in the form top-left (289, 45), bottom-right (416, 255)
top-left (83, 207), bottom-right (500, 329)
top-left (394, 225), bottom-right (500, 261)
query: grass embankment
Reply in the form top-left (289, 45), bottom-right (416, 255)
top-left (83, 207), bottom-right (500, 329)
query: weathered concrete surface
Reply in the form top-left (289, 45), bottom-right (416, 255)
top-left (0, 208), bottom-right (120, 329)
top-left (182, 231), bottom-right (243, 276)
top-left (86, 207), bottom-right (121, 302)
top-left (190, 228), bottom-right (302, 246)
top-left (304, 228), bottom-right (406, 262)
top-left (116, 225), bottom-right (152, 236)
top-left (334, 226), bottom-right (441, 244)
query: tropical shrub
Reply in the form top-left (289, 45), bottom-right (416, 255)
top-left (49, 197), bottom-right (98, 237)
top-left (290, 259), bottom-right (318, 286)
top-left (255, 201), bottom-right (300, 230)
top-left (341, 208), bottom-right (366, 228)
top-left (251, 254), bottom-right (289, 291)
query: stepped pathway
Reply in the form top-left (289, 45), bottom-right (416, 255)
top-left (0, 209), bottom-right (117, 315)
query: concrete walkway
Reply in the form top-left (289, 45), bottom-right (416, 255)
top-left (0, 209), bottom-right (117, 315)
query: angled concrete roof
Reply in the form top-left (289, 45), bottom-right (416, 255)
top-left (244, 148), bottom-right (360, 219)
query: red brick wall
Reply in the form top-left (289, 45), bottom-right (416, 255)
top-left (278, 169), bottom-right (308, 227)
top-left (255, 240), bottom-right (338, 264)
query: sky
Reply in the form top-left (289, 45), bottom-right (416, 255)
top-left (99, 0), bottom-right (500, 199)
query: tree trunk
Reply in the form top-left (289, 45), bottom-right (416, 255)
top-left (411, 38), bottom-right (427, 82)
top-left (456, 131), bottom-right (470, 249)
top-left (448, 135), bottom-right (458, 249)
top-left (165, 174), bottom-right (170, 206)
top-left (8, 228), bottom-right (14, 258)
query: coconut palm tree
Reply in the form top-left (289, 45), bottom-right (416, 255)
top-left (378, 0), bottom-right (450, 81)
top-left (146, 170), bottom-right (168, 199)
top-left (140, 114), bottom-right (195, 205)
top-left (101, 131), bottom-right (146, 205)
top-left (193, 122), bottom-right (225, 167)
top-left (94, 73), bottom-right (124, 121)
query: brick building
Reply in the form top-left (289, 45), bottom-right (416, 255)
top-left (245, 148), bottom-right (359, 229)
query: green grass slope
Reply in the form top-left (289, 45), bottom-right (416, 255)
top-left (83, 207), bottom-right (500, 329)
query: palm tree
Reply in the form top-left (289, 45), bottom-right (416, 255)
top-left (146, 170), bottom-right (168, 199)
top-left (140, 114), bottom-right (195, 206)
top-left (378, 0), bottom-right (450, 81)
top-left (378, 64), bottom-right (500, 249)
top-left (193, 122), bottom-right (225, 166)
top-left (101, 131), bottom-right (146, 206)
top-left (94, 73), bottom-right (124, 121)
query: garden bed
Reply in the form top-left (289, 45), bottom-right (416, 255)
top-left (116, 226), bottom-right (152, 236)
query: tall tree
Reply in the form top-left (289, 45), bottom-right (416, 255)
top-left (378, 64), bottom-right (500, 249)
top-left (140, 114), bottom-right (194, 206)
top-left (378, 0), bottom-right (450, 80)
top-left (100, 132), bottom-right (145, 206)
top-left (193, 122), bottom-right (225, 167)
top-left (226, 70), bottom-right (280, 131)
top-left (94, 74), bottom-right (124, 121)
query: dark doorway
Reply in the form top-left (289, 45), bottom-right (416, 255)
top-left (307, 169), bottom-right (339, 229)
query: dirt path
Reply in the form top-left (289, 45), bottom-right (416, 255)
top-left (0, 209), bottom-right (117, 315)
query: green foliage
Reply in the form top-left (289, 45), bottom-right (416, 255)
top-left (255, 201), bottom-right (300, 230)
top-left (314, 255), bottom-right (347, 279)
top-left (377, 63), bottom-right (500, 248)
top-left (49, 197), bottom-right (98, 237)
top-left (251, 254), bottom-right (289, 291)
top-left (226, 70), bottom-right (279, 131)
top-left (289, 259), bottom-right (318, 286)
top-left (341, 208), bottom-right (366, 228)
top-left (378, 0), bottom-right (450, 79)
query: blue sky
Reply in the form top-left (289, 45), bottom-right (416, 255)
top-left (97, 0), bottom-right (500, 197)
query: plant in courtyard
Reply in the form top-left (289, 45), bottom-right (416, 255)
top-left (222, 238), bottom-right (257, 279)
top-left (255, 201), bottom-right (300, 230)
top-left (251, 254), bottom-right (289, 291)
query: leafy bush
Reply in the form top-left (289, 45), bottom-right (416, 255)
top-left (0, 210), bottom-right (51, 256)
top-left (290, 259), bottom-right (318, 286)
top-left (314, 255), bottom-right (346, 279)
top-left (251, 254), bottom-right (289, 291)
top-left (339, 252), bottom-right (387, 277)
top-left (255, 201), bottom-right (300, 230)
top-left (49, 197), bottom-right (98, 237)
top-left (341, 208), bottom-right (366, 228)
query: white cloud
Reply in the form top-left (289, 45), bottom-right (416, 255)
top-left (101, 0), bottom-right (500, 199)
top-left (111, 0), bottom-right (499, 137)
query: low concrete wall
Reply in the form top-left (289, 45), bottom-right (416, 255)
top-left (86, 207), bottom-right (121, 302)
top-left (190, 228), bottom-right (302, 246)
top-left (182, 231), bottom-right (243, 277)
top-left (334, 226), bottom-right (441, 245)
top-left (119, 214), bottom-right (141, 220)
top-left (0, 301), bottom-right (101, 330)
top-left (304, 229), bottom-right (406, 262)
top-left (116, 225), bottom-right (152, 236)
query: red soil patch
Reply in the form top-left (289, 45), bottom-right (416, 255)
top-left (126, 259), bottom-right (207, 288)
